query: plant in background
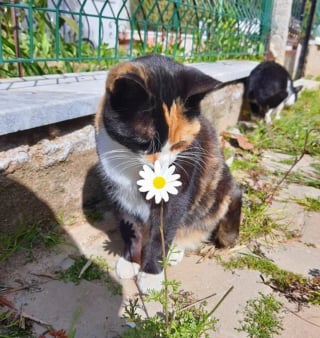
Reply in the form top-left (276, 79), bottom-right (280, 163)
top-left (0, 1), bottom-right (116, 78)
top-left (0, 221), bottom-right (61, 263)
top-left (244, 90), bottom-right (320, 157)
top-left (236, 292), bottom-right (283, 338)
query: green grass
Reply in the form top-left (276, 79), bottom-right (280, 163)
top-left (58, 255), bottom-right (109, 283)
top-left (277, 158), bottom-right (296, 166)
top-left (243, 89), bottom-right (320, 156)
top-left (0, 222), bottom-right (62, 263)
top-left (240, 187), bottom-right (286, 243)
top-left (0, 311), bottom-right (33, 338)
top-left (236, 292), bottom-right (283, 338)
top-left (230, 154), bottom-right (261, 172)
top-left (222, 253), bottom-right (320, 305)
top-left (275, 170), bottom-right (320, 189)
top-left (58, 255), bottom-right (122, 295)
top-left (311, 162), bottom-right (320, 172)
top-left (292, 197), bottom-right (320, 211)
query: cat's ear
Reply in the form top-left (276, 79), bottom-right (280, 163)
top-left (109, 73), bottom-right (149, 114)
top-left (181, 67), bottom-right (222, 113)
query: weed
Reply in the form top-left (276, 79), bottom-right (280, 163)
top-left (223, 147), bottom-right (233, 161)
top-left (0, 222), bottom-right (62, 263)
top-left (121, 203), bottom-right (233, 337)
top-left (230, 155), bottom-right (261, 172)
top-left (85, 210), bottom-right (104, 223)
top-left (222, 253), bottom-right (320, 305)
top-left (0, 310), bottom-right (33, 338)
top-left (58, 255), bottom-right (122, 295)
top-left (67, 306), bottom-right (82, 338)
top-left (56, 211), bottom-right (78, 226)
top-left (277, 158), bottom-right (296, 166)
top-left (236, 292), bottom-right (283, 338)
top-left (59, 255), bottom-right (107, 283)
top-left (310, 162), bottom-right (320, 172)
top-left (275, 170), bottom-right (320, 189)
top-left (292, 197), bottom-right (320, 211)
top-left (240, 187), bottom-right (285, 243)
top-left (122, 281), bottom-right (224, 338)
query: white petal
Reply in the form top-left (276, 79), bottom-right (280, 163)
top-left (137, 179), bottom-right (148, 186)
top-left (146, 190), bottom-right (156, 200)
top-left (155, 193), bottom-right (162, 204)
top-left (154, 160), bottom-right (162, 175)
top-left (167, 173), bottom-right (181, 182)
top-left (169, 180), bottom-right (182, 187)
top-left (166, 186), bottom-right (178, 195)
top-left (161, 190), bottom-right (169, 202)
top-left (139, 165), bottom-right (154, 178)
top-left (138, 185), bottom-right (150, 192)
top-left (166, 165), bottom-right (176, 176)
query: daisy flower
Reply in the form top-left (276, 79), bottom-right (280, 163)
top-left (137, 160), bottom-right (182, 204)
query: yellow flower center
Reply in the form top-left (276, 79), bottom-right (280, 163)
top-left (153, 176), bottom-right (166, 189)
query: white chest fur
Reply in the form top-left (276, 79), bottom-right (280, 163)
top-left (95, 128), bottom-right (150, 222)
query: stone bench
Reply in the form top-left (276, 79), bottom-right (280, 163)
top-left (0, 60), bottom-right (258, 137)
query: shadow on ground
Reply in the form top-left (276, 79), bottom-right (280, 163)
top-left (0, 174), bottom-right (124, 337)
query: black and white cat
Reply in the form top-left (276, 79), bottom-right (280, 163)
top-left (95, 55), bottom-right (242, 293)
top-left (246, 61), bottom-right (303, 123)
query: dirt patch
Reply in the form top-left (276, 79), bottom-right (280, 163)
top-left (0, 148), bottom-right (106, 233)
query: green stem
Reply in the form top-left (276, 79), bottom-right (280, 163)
top-left (159, 201), bottom-right (169, 328)
top-left (207, 286), bottom-right (234, 318)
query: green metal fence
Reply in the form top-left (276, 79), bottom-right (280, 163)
top-left (0, 0), bottom-right (272, 78)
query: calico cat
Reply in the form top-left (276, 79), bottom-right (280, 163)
top-left (246, 61), bottom-right (303, 123)
top-left (95, 55), bottom-right (242, 293)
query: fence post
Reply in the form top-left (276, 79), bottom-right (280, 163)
top-left (269, 0), bottom-right (293, 65)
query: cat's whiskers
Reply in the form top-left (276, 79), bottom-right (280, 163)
top-left (100, 149), bottom-right (144, 174)
top-left (184, 145), bottom-right (213, 158)
top-left (177, 157), bottom-right (206, 173)
top-left (172, 161), bottom-right (190, 178)
top-left (177, 149), bottom-right (208, 172)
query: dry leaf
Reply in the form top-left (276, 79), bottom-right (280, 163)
top-left (221, 131), bottom-right (255, 151)
top-left (236, 134), bottom-right (255, 150)
top-left (0, 295), bottom-right (16, 309)
top-left (48, 329), bottom-right (68, 338)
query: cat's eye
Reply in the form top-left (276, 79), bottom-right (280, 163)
top-left (170, 141), bottom-right (187, 151)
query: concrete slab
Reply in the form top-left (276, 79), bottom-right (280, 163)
top-left (0, 91), bottom-right (100, 135)
top-left (0, 61), bottom-right (258, 136)
top-left (265, 242), bottom-right (320, 277)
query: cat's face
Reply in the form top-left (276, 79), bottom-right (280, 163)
top-left (100, 55), bottom-right (221, 166)
top-left (286, 84), bottom-right (303, 107)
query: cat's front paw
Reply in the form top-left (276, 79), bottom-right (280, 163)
top-left (137, 271), bottom-right (164, 294)
top-left (116, 257), bottom-right (140, 279)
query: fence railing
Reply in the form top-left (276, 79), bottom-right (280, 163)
top-left (0, 0), bottom-right (272, 78)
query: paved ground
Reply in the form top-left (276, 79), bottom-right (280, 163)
top-left (1, 78), bottom-right (319, 337)
top-left (1, 148), bottom-right (319, 338)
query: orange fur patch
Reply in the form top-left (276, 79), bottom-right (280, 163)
top-left (94, 95), bottom-right (106, 131)
top-left (144, 153), bottom-right (160, 163)
top-left (106, 62), bottom-right (147, 92)
top-left (163, 101), bottom-right (200, 149)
